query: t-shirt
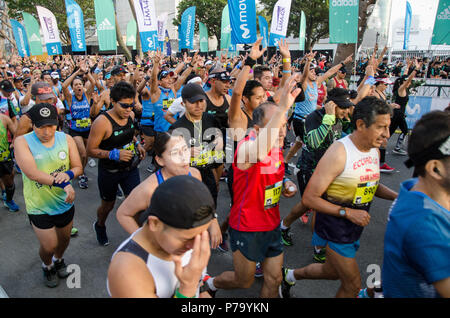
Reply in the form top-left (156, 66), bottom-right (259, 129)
top-left (20, 96), bottom-right (64, 114)
top-left (382, 178), bottom-right (450, 298)
top-left (167, 97), bottom-right (185, 118)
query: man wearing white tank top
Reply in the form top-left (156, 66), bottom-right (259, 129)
top-left (281, 97), bottom-right (398, 298)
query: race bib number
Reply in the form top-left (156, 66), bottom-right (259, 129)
top-left (264, 181), bottom-right (283, 210)
top-left (0, 149), bottom-right (10, 161)
top-left (162, 99), bottom-right (174, 110)
top-left (122, 142), bottom-right (136, 154)
top-left (190, 150), bottom-right (214, 167)
top-left (75, 118), bottom-right (91, 129)
top-left (353, 181), bottom-right (379, 205)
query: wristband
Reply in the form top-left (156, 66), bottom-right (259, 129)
top-left (341, 62), bottom-right (345, 67)
top-left (282, 58), bottom-right (291, 63)
top-left (109, 148), bottom-right (121, 161)
top-left (173, 288), bottom-right (196, 298)
top-left (65, 170), bottom-right (75, 180)
top-left (52, 180), bottom-right (71, 189)
top-left (282, 70), bottom-right (292, 74)
top-left (244, 57), bottom-right (257, 68)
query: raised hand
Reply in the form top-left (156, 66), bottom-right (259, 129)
top-left (248, 37), bottom-right (266, 61)
top-left (278, 38), bottom-right (290, 58)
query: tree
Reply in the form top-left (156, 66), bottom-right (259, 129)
top-left (6, 0), bottom-right (96, 46)
top-left (173, 0), bottom-right (227, 50)
top-left (259, 0), bottom-right (329, 51)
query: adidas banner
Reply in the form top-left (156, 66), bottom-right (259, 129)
top-left (329, 0), bottom-right (359, 44)
top-left (10, 19), bottom-right (30, 57)
top-left (432, 0), bottom-right (450, 45)
top-left (299, 11), bottom-right (306, 51)
top-left (36, 6), bottom-right (63, 55)
top-left (126, 19), bottom-right (137, 50)
top-left (65, 0), bottom-right (86, 52)
top-left (22, 12), bottom-right (43, 56)
top-left (228, 0), bottom-right (257, 44)
top-left (179, 6), bottom-right (196, 50)
top-left (94, 0), bottom-right (117, 51)
top-left (221, 5), bottom-right (232, 50)
top-left (133, 0), bottom-right (158, 52)
top-left (199, 22), bottom-right (209, 53)
top-left (269, 0), bottom-right (292, 47)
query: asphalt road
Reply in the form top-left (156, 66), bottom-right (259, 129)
top-left (0, 134), bottom-right (412, 298)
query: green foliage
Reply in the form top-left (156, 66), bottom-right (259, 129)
top-left (5, 0), bottom-right (95, 45)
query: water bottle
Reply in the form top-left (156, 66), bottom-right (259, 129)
top-left (373, 281), bottom-right (384, 298)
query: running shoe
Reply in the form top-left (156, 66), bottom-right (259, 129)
top-left (71, 227), bottom-right (78, 236)
top-left (313, 247), bottom-right (326, 263)
top-left (380, 163), bottom-right (395, 173)
top-left (117, 187), bottom-right (125, 200)
top-left (93, 221), bottom-right (109, 246)
top-left (280, 267), bottom-right (295, 298)
top-left (4, 200), bottom-right (19, 212)
top-left (357, 288), bottom-right (370, 298)
top-left (392, 148), bottom-right (407, 156)
top-left (78, 175), bottom-right (88, 189)
top-left (254, 262), bottom-right (264, 278)
top-left (281, 227), bottom-right (293, 246)
top-left (201, 274), bottom-right (216, 298)
top-left (43, 266), bottom-right (59, 288)
top-left (54, 259), bottom-right (70, 278)
top-left (1, 190), bottom-right (6, 202)
top-left (220, 170), bottom-right (227, 181)
top-left (217, 240), bottom-right (229, 253)
top-left (88, 158), bottom-right (97, 167)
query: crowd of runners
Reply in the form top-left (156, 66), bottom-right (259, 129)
top-left (0, 38), bottom-right (449, 298)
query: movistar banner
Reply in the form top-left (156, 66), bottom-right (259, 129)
top-left (65, 0), bottom-right (86, 52)
top-left (258, 16), bottom-right (269, 48)
top-left (94, 0), bottom-right (117, 51)
top-left (329, 0), bottom-right (359, 44)
top-left (221, 5), bottom-right (231, 50)
top-left (10, 19), bottom-right (30, 57)
top-left (180, 6), bottom-right (196, 50)
top-left (199, 22), bottom-right (209, 52)
top-left (403, 1), bottom-right (412, 50)
top-left (126, 19), bottom-right (137, 50)
top-left (431, 0), bottom-right (450, 45)
top-left (36, 6), bottom-right (63, 55)
top-left (269, 0), bottom-right (292, 47)
top-left (299, 11), bottom-right (306, 51)
top-left (133, 0), bottom-right (158, 52)
top-left (228, 0), bottom-right (257, 44)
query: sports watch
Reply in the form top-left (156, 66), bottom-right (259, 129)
top-left (339, 207), bottom-right (347, 218)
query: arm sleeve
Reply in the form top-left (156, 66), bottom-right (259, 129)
top-left (305, 113), bottom-right (335, 150)
top-left (404, 212), bottom-right (450, 284)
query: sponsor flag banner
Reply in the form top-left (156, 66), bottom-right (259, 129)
top-left (221, 5), bottom-right (232, 50)
top-left (269, 0), bottom-right (292, 47)
top-left (199, 22), bottom-right (209, 52)
top-left (228, 0), bottom-right (257, 44)
top-left (133, 0), bottom-right (158, 52)
top-left (431, 0), bottom-right (450, 45)
top-left (258, 15), bottom-right (269, 48)
top-left (180, 6), bottom-right (196, 50)
top-left (10, 19), bottom-right (30, 57)
top-left (329, 0), bottom-right (359, 44)
top-left (299, 11), bottom-right (306, 51)
top-left (165, 29), bottom-right (172, 55)
top-left (36, 6), bottom-right (63, 55)
top-left (65, 0), bottom-right (86, 52)
top-left (157, 13), bottom-right (168, 42)
top-left (405, 96), bottom-right (432, 129)
top-left (126, 19), bottom-right (137, 50)
top-left (94, 0), bottom-right (117, 51)
top-left (22, 12), bottom-right (43, 56)
top-left (403, 1), bottom-right (412, 50)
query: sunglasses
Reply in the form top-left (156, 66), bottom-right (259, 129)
top-left (118, 102), bottom-right (135, 109)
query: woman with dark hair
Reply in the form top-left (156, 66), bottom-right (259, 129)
top-left (116, 132), bottom-right (222, 248)
top-left (390, 59), bottom-right (422, 155)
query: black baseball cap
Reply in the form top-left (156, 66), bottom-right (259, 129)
top-left (339, 66), bottom-right (347, 74)
top-left (182, 83), bottom-right (207, 103)
top-left (141, 175), bottom-right (216, 229)
top-left (111, 65), bottom-right (127, 76)
top-left (28, 103), bottom-right (58, 128)
top-left (327, 88), bottom-right (354, 109)
top-left (0, 80), bottom-right (15, 93)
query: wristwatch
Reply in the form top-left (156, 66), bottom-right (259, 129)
top-left (339, 207), bottom-right (347, 218)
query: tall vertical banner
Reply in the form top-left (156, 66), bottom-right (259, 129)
top-left (133, 0), bottom-right (158, 52)
top-left (258, 16), bottom-right (269, 48)
top-left (329, 0), bottom-right (359, 44)
top-left (157, 13), bottom-right (168, 52)
top-left (228, 0), bottom-right (257, 44)
top-left (22, 12), bottom-right (43, 56)
top-left (10, 20), bottom-right (30, 57)
top-left (403, 1), bottom-right (412, 50)
top-left (199, 22), bottom-right (209, 52)
top-left (221, 5), bottom-right (232, 50)
top-left (269, 0), bottom-right (292, 47)
top-left (65, 0), bottom-right (86, 52)
top-left (299, 11), bottom-right (306, 51)
top-left (94, 0), bottom-right (117, 51)
top-left (36, 6), bottom-right (63, 55)
top-left (126, 19), bottom-right (137, 50)
top-left (179, 6), bottom-right (196, 50)
top-left (431, 0), bottom-right (449, 45)
top-left (165, 30), bottom-right (172, 56)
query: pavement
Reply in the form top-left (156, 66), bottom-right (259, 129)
top-left (0, 134), bottom-right (412, 298)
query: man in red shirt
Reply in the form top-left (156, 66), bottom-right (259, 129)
top-left (203, 76), bottom-right (301, 298)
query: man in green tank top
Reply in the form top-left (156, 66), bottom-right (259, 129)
top-left (0, 112), bottom-right (18, 211)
